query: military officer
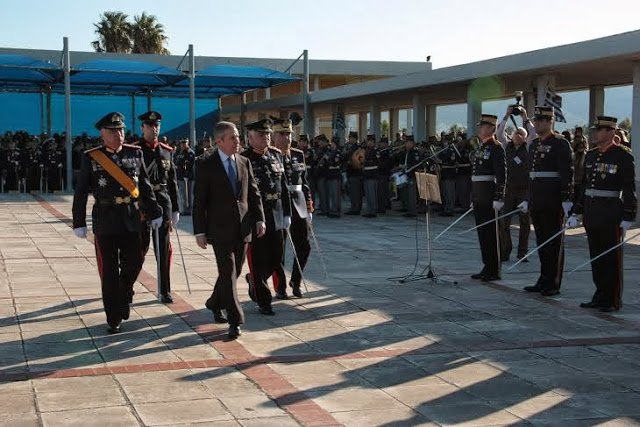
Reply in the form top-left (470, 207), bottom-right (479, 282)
top-left (298, 134), bottom-right (317, 207)
top-left (345, 131), bottom-right (364, 215)
top-left (437, 137), bottom-right (459, 217)
top-left (569, 116), bottom-right (636, 312)
top-left (174, 138), bottom-right (196, 215)
top-left (242, 119), bottom-right (291, 315)
top-left (21, 138), bottom-right (41, 192)
top-left (42, 138), bottom-right (64, 192)
top-left (362, 135), bottom-right (379, 217)
top-left (456, 137), bottom-right (473, 211)
top-left (134, 111), bottom-right (180, 304)
top-left (326, 136), bottom-right (343, 217)
top-left (0, 139), bottom-right (21, 192)
top-left (470, 114), bottom-right (506, 281)
top-left (315, 134), bottom-right (330, 215)
top-left (522, 106), bottom-right (574, 296)
top-left (398, 135), bottom-right (422, 217)
top-left (72, 112), bottom-right (163, 333)
top-left (271, 118), bottom-right (313, 299)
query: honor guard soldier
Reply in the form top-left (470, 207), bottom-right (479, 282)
top-left (470, 114), bottom-right (506, 281)
top-left (345, 131), bottom-right (364, 215)
top-left (569, 116), bottom-right (636, 312)
top-left (22, 138), bottom-right (42, 192)
top-left (42, 138), bottom-right (64, 192)
top-left (72, 112), bottom-right (163, 333)
top-left (326, 136), bottom-right (343, 217)
top-left (376, 137), bottom-right (393, 214)
top-left (437, 137), bottom-right (459, 217)
top-left (135, 111), bottom-right (180, 303)
top-left (315, 135), bottom-right (330, 214)
top-left (242, 119), bottom-right (291, 315)
top-left (1, 139), bottom-right (21, 192)
top-left (174, 138), bottom-right (196, 215)
top-left (522, 106), bottom-right (574, 296)
top-left (271, 118), bottom-right (313, 299)
top-left (398, 135), bottom-right (422, 217)
top-left (362, 134), bottom-right (379, 217)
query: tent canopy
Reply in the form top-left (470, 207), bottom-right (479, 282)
top-left (0, 55), bottom-right (299, 98)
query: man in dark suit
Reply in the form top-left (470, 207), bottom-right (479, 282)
top-left (193, 121), bottom-right (265, 339)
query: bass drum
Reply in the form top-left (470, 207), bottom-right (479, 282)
top-left (392, 171), bottom-right (408, 188)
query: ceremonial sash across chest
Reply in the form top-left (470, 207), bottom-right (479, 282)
top-left (88, 150), bottom-right (140, 198)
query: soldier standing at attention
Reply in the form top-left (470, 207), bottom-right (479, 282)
top-left (72, 112), bottom-right (163, 333)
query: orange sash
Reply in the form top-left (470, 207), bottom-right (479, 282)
top-left (88, 150), bottom-right (140, 198)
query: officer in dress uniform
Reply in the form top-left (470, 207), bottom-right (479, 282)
top-left (326, 136), bottom-right (343, 217)
top-left (42, 138), bottom-right (64, 192)
top-left (1, 139), bottom-right (21, 191)
top-left (470, 114), bottom-right (506, 281)
top-left (242, 119), bottom-right (291, 315)
top-left (362, 135), bottom-right (379, 217)
top-left (174, 138), bottom-right (196, 215)
top-left (271, 118), bottom-right (313, 299)
top-left (22, 138), bottom-right (41, 192)
top-left (72, 112), bottom-right (163, 333)
top-left (345, 131), bottom-right (364, 215)
top-left (134, 111), bottom-right (180, 304)
top-left (569, 116), bottom-right (636, 312)
top-left (522, 106), bottom-right (574, 296)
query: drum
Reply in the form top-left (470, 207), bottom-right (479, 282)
top-left (392, 171), bottom-right (408, 188)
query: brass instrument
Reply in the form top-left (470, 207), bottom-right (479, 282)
top-left (350, 148), bottom-right (365, 169)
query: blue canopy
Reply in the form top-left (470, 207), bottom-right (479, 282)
top-left (0, 54), bottom-right (62, 89)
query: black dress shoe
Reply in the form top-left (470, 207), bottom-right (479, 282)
top-left (580, 301), bottom-right (601, 309)
top-left (345, 211), bottom-right (360, 215)
top-left (214, 310), bottom-right (228, 324)
top-left (107, 322), bottom-right (121, 334)
top-left (482, 275), bottom-right (501, 281)
top-left (541, 288), bottom-right (560, 297)
top-left (292, 287), bottom-right (302, 298)
top-left (259, 305), bottom-right (275, 316)
top-left (275, 291), bottom-right (289, 300)
top-left (524, 284), bottom-right (543, 292)
top-left (228, 324), bottom-right (241, 339)
top-left (471, 272), bottom-right (486, 280)
top-left (362, 214), bottom-right (377, 218)
top-left (516, 254), bottom-right (529, 263)
top-left (160, 294), bottom-right (173, 303)
top-left (599, 306), bottom-right (618, 313)
top-left (403, 213), bottom-right (417, 217)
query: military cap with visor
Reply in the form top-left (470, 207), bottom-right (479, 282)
top-left (590, 115), bottom-right (618, 130)
top-left (138, 111), bottom-right (162, 124)
top-left (246, 118), bottom-right (273, 133)
top-left (95, 112), bottom-right (126, 130)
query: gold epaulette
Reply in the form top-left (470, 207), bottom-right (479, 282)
top-left (268, 146), bottom-right (282, 154)
top-left (290, 147), bottom-right (303, 154)
top-left (160, 142), bottom-right (174, 151)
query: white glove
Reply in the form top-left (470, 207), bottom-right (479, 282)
top-left (492, 200), bottom-right (504, 211)
top-left (73, 227), bottom-right (87, 238)
top-left (566, 214), bottom-right (580, 229)
top-left (562, 201), bottom-right (574, 217)
top-left (150, 216), bottom-right (163, 230)
top-left (308, 213), bottom-right (313, 223)
top-left (518, 201), bottom-right (529, 213)
top-left (172, 212), bottom-right (180, 227)
top-left (620, 220), bottom-right (633, 231)
top-left (284, 216), bottom-right (292, 229)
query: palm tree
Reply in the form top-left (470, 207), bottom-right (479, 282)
top-left (130, 12), bottom-right (170, 55)
top-left (92, 11), bottom-right (132, 53)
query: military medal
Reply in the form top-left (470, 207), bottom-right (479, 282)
top-left (98, 177), bottom-right (107, 187)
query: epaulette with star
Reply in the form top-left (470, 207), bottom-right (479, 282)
top-left (160, 142), bottom-right (174, 151)
top-left (618, 144), bottom-right (632, 153)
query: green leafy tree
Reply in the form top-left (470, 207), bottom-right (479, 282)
top-left (618, 117), bottom-right (631, 133)
top-left (92, 11), bottom-right (132, 53)
top-left (130, 12), bottom-right (170, 55)
top-left (381, 120), bottom-right (389, 138)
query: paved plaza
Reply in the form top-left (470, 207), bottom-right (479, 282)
top-left (1, 193), bottom-right (640, 426)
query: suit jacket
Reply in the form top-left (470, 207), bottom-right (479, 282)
top-left (192, 149), bottom-right (265, 245)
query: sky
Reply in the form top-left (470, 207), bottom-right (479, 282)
top-left (2, 0), bottom-right (640, 68)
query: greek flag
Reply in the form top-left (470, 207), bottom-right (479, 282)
top-left (545, 90), bottom-right (566, 123)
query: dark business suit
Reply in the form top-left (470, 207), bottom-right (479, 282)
top-left (192, 149), bottom-right (265, 325)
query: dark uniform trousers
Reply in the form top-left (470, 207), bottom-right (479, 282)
top-left (247, 208), bottom-right (280, 307)
top-left (211, 240), bottom-right (246, 325)
top-left (363, 178), bottom-right (378, 215)
top-left (327, 177), bottom-right (342, 216)
top-left (273, 208), bottom-right (311, 292)
top-left (530, 207), bottom-right (565, 290)
top-left (474, 201), bottom-right (500, 277)
top-left (377, 175), bottom-right (390, 213)
top-left (499, 186), bottom-right (531, 259)
top-left (348, 175), bottom-right (363, 213)
top-left (586, 225), bottom-right (623, 309)
top-left (441, 178), bottom-right (456, 214)
top-left (94, 232), bottom-right (144, 325)
top-left (141, 220), bottom-right (172, 296)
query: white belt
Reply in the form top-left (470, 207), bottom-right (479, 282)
top-left (472, 175), bottom-right (495, 182)
top-left (364, 166), bottom-right (378, 171)
top-left (584, 189), bottom-right (621, 198)
top-left (529, 171), bottom-right (560, 178)
top-left (287, 184), bottom-right (302, 192)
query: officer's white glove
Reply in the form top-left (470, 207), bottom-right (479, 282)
top-left (171, 212), bottom-right (180, 227)
top-left (284, 216), bottom-right (292, 229)
top-left (566, 214), bottom-right (580, 229)
top-left (517, 201), bottom-right (528, 213)
top-left (492, 200), bottom-right (504, 211)
top-left (308, 213), bottom-right (313, 223)
top-left (620, 220), bottom-right (633, 231)
top-left (73, 227), bottom-right (87, 239)
top-left (562, 201), bottom-right (574, 217)
top-left (150, 216), bottom-right (163, 230)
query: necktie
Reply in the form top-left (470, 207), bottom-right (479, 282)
top-left (227, 157), bottom-right (238, 194)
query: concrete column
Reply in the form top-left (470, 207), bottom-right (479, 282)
top-left (412, 95), bottom-right (426, 141)
top-left (265, 87), bottom-right (271, 100)
top-left (632, 62), bottom-right (640, 182)
top-left (466, 86), bottom-right (481, 137)
top-left (406, 109), bottom-right (413, 135)
top-left (370, 102), bottom-right (381, 140)
top-left (524, 91), bottom-right (536, 115)
top-left (426, 104), bottom-right (437, 138)
top-left (252, 90), bottom-right (258, 103)
top-left (389, 108), bottom-right (400, 139)
top-left (358, 111), bottom-right (368, 139)
top-left (589, 85), bottom-right (605, 125)
top-left (313, 76), bottom-right (320, 92)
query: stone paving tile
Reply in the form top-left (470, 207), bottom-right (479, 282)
top-left (304, 387), bottom-right (407, 412)
top-left (332, 408), bottom-right (437, 426)
top-left (40, 406), bottom-right (139, 427)
top-left (415, 402), bottom-right (524, 426)
top-left (134, 399), bottom-right (234, 426)
top-left (34, 376), bottom-right (126, 412)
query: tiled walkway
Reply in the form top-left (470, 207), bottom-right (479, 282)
top-left (1, 193), bottom-right (640, 426)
